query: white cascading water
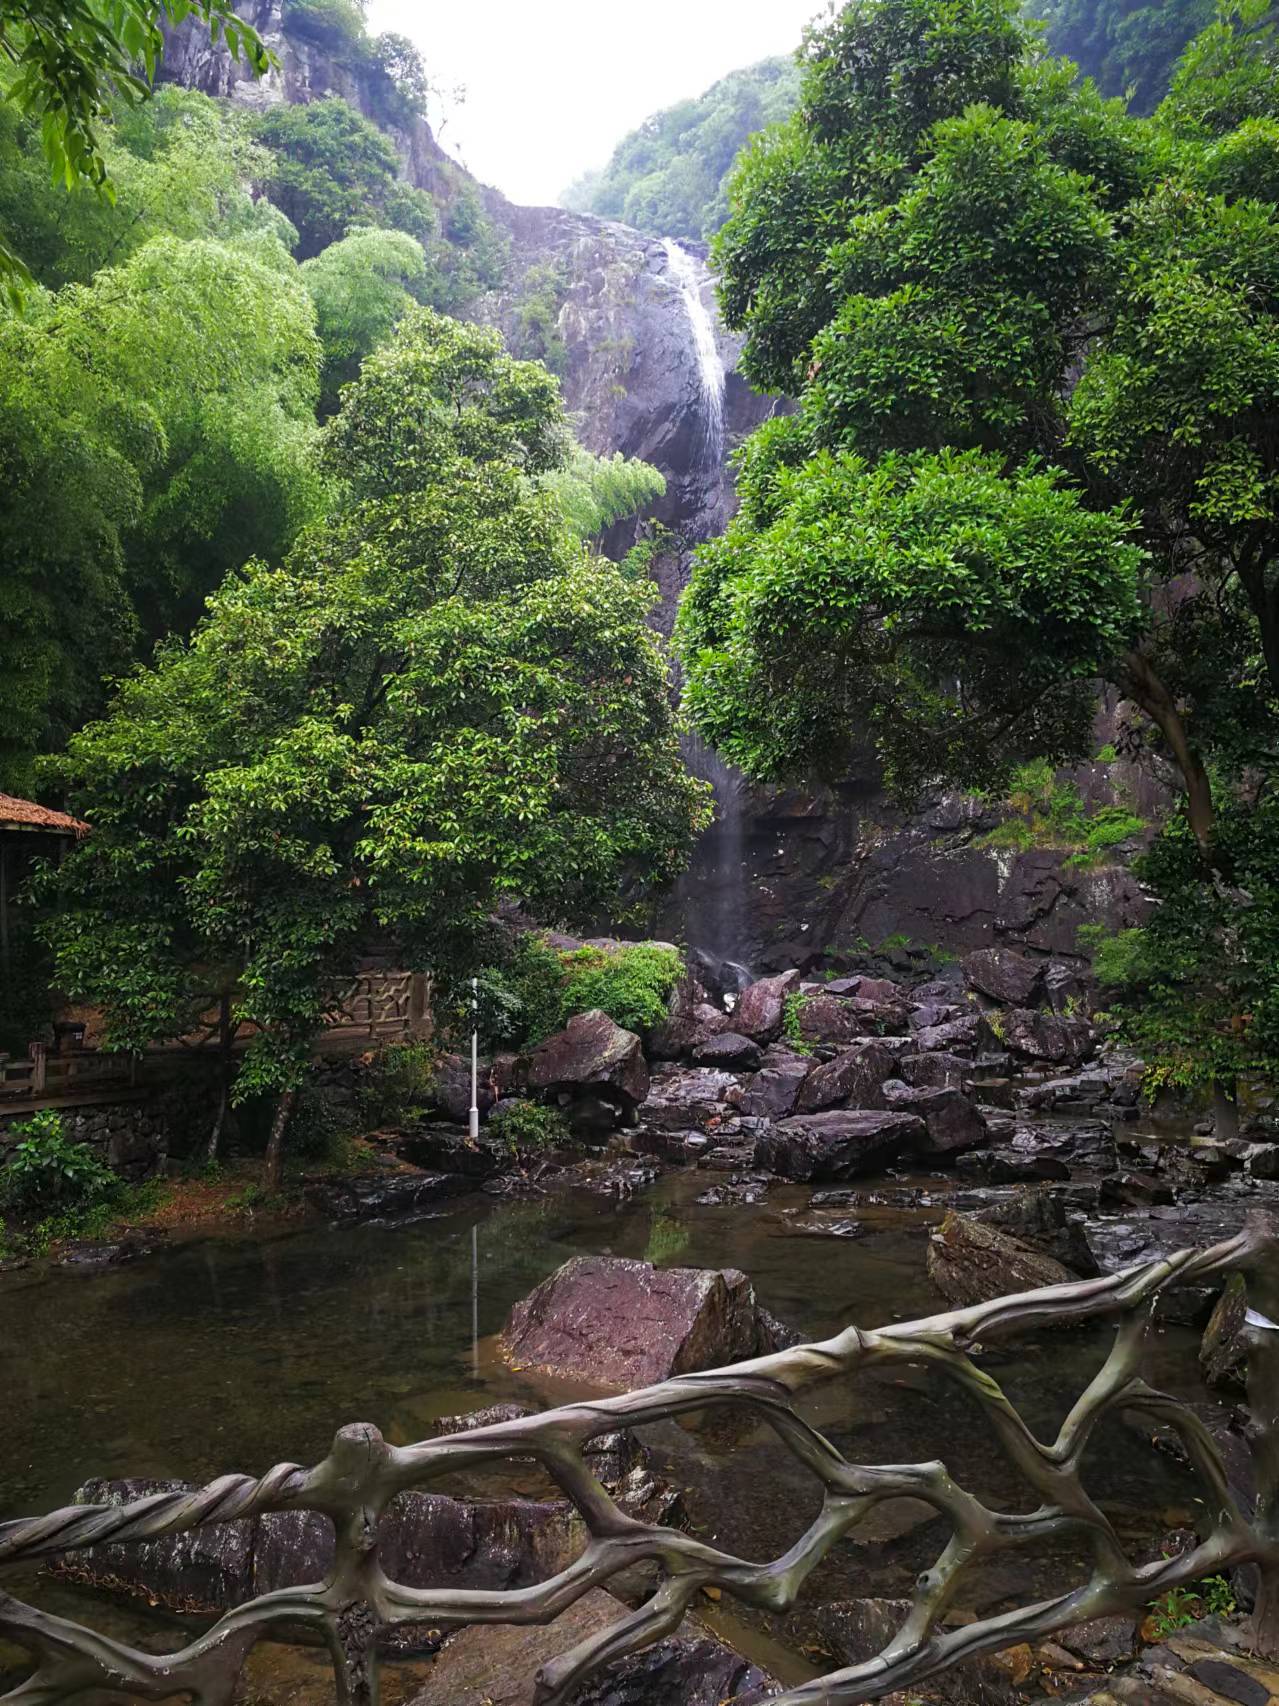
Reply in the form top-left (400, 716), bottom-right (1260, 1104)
top-left (663, 239), bottom-right (748, 978)
top-left (663, 238), bottom-right (726, 469)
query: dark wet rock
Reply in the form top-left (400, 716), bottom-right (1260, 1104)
top-left (636, 1064), bottom-right (738, 1133)
top-left (954, 1149), bottom-right (1071, 1184)
top-left (909, 999), bottom-right (962, 1029)
top-left (305, 1170), bottom-right (470, 1222)
top-left (57, 1236), bottom-right (161, 1267)
top-left (732, 1052), bottom-right (810, 1120)
top-left (899, 1050), bottom-right (971, 1089)
top-left (1250, 1145), bottom-right (1279, 1182)
top-left (881, 1084), bottom-right (987, 1158)
top-left (648, 1002), bottom-right (729, 1062)
top-left (696, 1172), bottom-right (771, 1207)
top-left (824, 975), bottom-right (903, 1003)
top-left (813, 1597), bottom-right (1033, 1705)
top-left (1059, 1614), bottom-right (1137, 1670)
top-left (1201, 1273), bottom-right (1249, 1393)
top-left (794, 1042), bottom-right (896, 1115)
top-left (405, 1586), bottom-right (779, 1706)
top-left (999, 1008), bottom-right (1095, 1065)
top-left (430, 1051), bottom-right (499, 1123)
top-left (795, 992), bottom-right (864, 1047)
top-left (692, 1030), bottom-right (762, 1071)
top-left (964, 946), bottom-right (1044, 1006)
top-left (927, 1209), bottom-right (1077, 1307)
top-left (1082, 1199), bottom-right (1257, 1322)
top-left (774, 1210), bottom-right (864, 1239)
top-left (756, 1109), bottom-right (927, 1182)
top-left (500, 1254), bottom-right (778, 1389)
top-left (1011, 1117), bottom-right (1117, 1173)
top-left (1100, 1171), bottom-right (1177, 1209)
top-left (973, 1188), bottom-right (1101, 1276)
top-left (734, 969), bottom-right (801, 1042)
top-left (396, 1125), bottom-right (511, 1178)
top-left (527, 1011), bottom-right (648, 1111)
top-left (914, 1014), bottom-right (986, 1054)
top-left (57, 1478), bottom-right (580, 1623)
top-left (1043, 959), bottom-right (1090, 1015)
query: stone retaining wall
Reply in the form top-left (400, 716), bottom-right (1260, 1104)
top-left (0, 1097), bottom-right (169, 1182)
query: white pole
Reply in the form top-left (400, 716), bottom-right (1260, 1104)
top-left (469, 975), bottom-right (480, 1141)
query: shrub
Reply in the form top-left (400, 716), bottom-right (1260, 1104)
top-left (0, 1110), bottom-right (119, 1217)
top-left (489, 1099), bottom-right (571, 1155)
top-left (783, 990), bottom-right (814, 1056)
top-left (359, 1043), bottom-right (435, 1128)
top-left (490, 937), bottom-right (683, 1048)
top-left (287, 1086), bottom-right (356, 1166)
top-left (558, 943), bottom-right (683, 1036)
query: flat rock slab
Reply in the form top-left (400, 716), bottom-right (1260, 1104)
top-left (405, 1587), bottom-right (779, 1705)
top-left (755, 1109), bottom-right (926, 1181)
top-left (500, 1253), bottom-right (775, 1389)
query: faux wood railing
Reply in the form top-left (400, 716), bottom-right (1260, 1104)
top-left (1, 1214), bottom-right (1276, 1705)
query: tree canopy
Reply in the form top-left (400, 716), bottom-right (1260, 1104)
top-left (680, 0), bottom-right (1279, 1102)
top-left (41, 310), bottom-right (707, 1176)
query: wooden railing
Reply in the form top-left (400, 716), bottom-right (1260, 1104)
top-left (0, 1044), bottom-right (135, 1103)
top-left (1, 1216), bottom-right (1277, 1705)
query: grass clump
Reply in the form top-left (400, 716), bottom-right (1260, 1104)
top-left (489, 1098), bottom-right (571, 1156)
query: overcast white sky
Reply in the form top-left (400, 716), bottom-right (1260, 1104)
top-left (366, 0), bottom-right (824, 207)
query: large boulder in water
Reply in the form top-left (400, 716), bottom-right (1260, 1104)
top-left (927, 1210), bottom-right (1077, 1308)
top-left (527, 1010), bottom-right (648, 1110)
top-left (963, 947), bottom-right (1044, 1006)
top-left (405, 1586), bottom-right (778, 1706)
top-left (755, 1109), bottom-right (926, 1181)
top-left (734, 969), bottom-right (801, 1042)
top-left (881, 1084), bottom-right (987, 1158)
top-left (500, 1254), bottom-right (779, 1389)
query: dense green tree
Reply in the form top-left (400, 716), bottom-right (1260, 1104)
top-left (301, 225), bottom-right (429, 413)
top-left (681, 0), bottom-right (1279, 1106)
top-left (43, 310), bottom-right (709, 1181)
top-left (562, 58), bottom-right (802, 242)
top-left (0, 0), bottom-right (269, 290)
top-left (0, 226), bottom-right (324, 788)
top-left (1032, 0), bottom-right (1218, 109)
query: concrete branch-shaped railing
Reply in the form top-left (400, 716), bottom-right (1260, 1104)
top-left (2, 1212), bottom-right (1278, 1705)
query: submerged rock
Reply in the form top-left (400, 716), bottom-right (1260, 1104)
top-left (305, 1170), bottom-right (470, 1222)
top-left (755, 1109), bottom-right (926, 1181)
top-left (927, 1209), bottom-right (1078, 1308)
top-left (499, 1254), bottom-right (779, 1389)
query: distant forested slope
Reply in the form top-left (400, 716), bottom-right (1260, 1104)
top-left (561, 58), bottom-right (801, 243)
top-left (1032, 0), bottom-right (1275, 110)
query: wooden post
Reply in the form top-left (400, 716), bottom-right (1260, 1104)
top-left (29, 1041), bottom-right (46, 1094)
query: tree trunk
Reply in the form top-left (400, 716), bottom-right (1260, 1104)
top-left (263, 1089), bottom-right (296, 1195)
top-left (1120, 650), bottom-right (1214, 852)
top-left (1213, 1079), bottom-right (1241, 1142)
top-left (207, 993), bottom-right (233, 1164)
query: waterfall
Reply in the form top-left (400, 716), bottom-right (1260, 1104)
top-left (663, 238), bottom-right (726, 470)
top-left (663, 239), bottom-right (749, 979)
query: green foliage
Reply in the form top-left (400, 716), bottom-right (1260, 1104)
top-left (1033, 0), bottom-right (1221, 110)
top-left (0, 0), bottom-right (270, 295)
top-left (489, 936), bottom-right (684, 1048)
top-left (301, 226), bottom-right (429, 413)
top-left (557, 943), bottom-right (684, 1036)
top-left (782, 989), bottom-right (814, 1055)
top-left (0, 227), bottom-right (324, 788)
top-left (537, 447), bottom-right (666, 540)
top-left (358, 1043), bottom-right (435, 1128)
top-left (0, 1110), bottom-right (117, 1216)
top-left (979, 761), bottom-right (1144, 867)
top-left (489, 1098), bottom-right (571, 1155)
top-left (41, 308), bottom-right (709, 1113)
top-left (563, 58), bottom-right (802, 243)
top-left (284, 1085), bottom-right (355, 1163)
top-left (1146, 1574), bottom-right (1236, 1635)
top-left (511, 261), bottom-right (568, 375)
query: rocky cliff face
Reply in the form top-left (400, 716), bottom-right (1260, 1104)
top-left (158, 18), bottom-right (1148, 976)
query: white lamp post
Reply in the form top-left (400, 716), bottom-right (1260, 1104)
top-left (469, 974), bottom-right (480, 1141)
